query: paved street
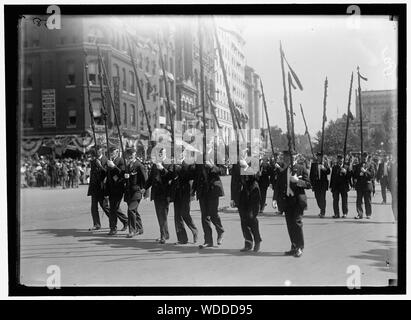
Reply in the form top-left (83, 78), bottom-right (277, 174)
top-left (19, 176), bottom-right (397, 287)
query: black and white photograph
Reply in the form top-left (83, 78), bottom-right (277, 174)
top-left (4, 2), bottom-right (406, 297)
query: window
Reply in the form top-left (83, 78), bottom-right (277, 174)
top-left (131, 104), bottom-right (136, 126)
top-left (138, 53), bottom-right (143, 69)
top-left (170, 81), bottom-right (175, 101)
top-left (92, 99), bottom-right (104, 125)
top-left (145, 57), bottom-right (150, 73)
top-left (23, 102), bottom-right (34, 128)
top-left (160, 105), bottom-right (165, 117)
top-left (67, 60), bottom-right (75, 85)
top-left (88, 61), bottom-right (97, 85)
top-left (122, 68), bottom-right (127, 91)
top-left (123, 102), bottom-right (127, 126)
top-left (159, 79), bottom-right (164, 98)
top-left (146, 81), bottom-right (151, 100)
top-left (24, 63), bottom-right (33, 88)
top-left (68, 110), bottom-right (77, 127)
top-left (129, 71), bottom-right (135, 94)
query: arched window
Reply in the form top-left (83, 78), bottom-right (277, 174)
top-left (131, 104), bottom-right (136, 126)
top-left (91, 99), bottom-right (103, 125)
top-left (123, 102), bottom-right (127, 126)
top-left (129, 71), bottom-right (135, 94)
top-left (88, 60), bottom-right (98, 85)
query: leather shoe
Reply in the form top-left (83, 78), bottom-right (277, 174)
top-left (159, 239), bottom-right (166, 244)
top-left (217, 233), bottom-right (224, 245)
top-left (294, 248), bottom-right (303, 257)
top-left (175, 241), bottom-right (188, 245)
top-left (89, 226), bottom-right (101, 231)
top-left (126, 232), bottom-right (136, 238)
top-left (332, 215), bottom-right (340, 219)
top-left (240, 246), bottom-right (252, 252)
top-left (199, 243), bottom-right (212, 249)
top-left (253, 241), bottom-right (261, 252)
top-left (120, 224), bottom-right (128, 231)
top-left (108, 230), bottom-right (117, 235)
top-left (355, 215), bottom-right (363, 220)
top-left (284, 249), bottom-right (296, 256)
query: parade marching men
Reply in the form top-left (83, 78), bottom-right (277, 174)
top-left (269, 153), bottom-right (283, 215)
top-left (192, 144), bottom-right (225, 249)
top-left (123, 147), bottom-right (148, 238)
top-left (329, 154), bottom-right (352, 218)
top-left (309, 152), bottom-right (331, 218)
top-left (273, 150), bottom-right (311, 257)
top-left (169, 149), bottom-right (198, 245)
top-left (231, 148), bottom-right (262, 252)
top-left (353, 153), bottom-right (375, 219)
top-left (87, 145), bottom-right (110, 230)
top-left (144, 148), bottom-right (173, 244)
top-left (106, 146), bottom-right (129, 235)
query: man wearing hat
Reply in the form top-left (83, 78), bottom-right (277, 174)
top-left (231, 148), bottom-right (262, 252)
top-left (106, 146), bottom-right (128, 235)
top-left (123, 147), bottom-right (148, 238)
top-left (274, 150), bottom-right (311, 257)
top-left (87, 146), bottom-right (110, 230)
top-left (169, 149), bottom-right (198, 244)
top-left (144, 148), bottom-right (173, 244)
top-left (309, 152), bottom-right (330, 218)
top-left (329, 155), bottom-right (352, 218)
top-left (352, 152), bottom-right (375, 219)
top-left (192, 144), bottom-right (225, 249)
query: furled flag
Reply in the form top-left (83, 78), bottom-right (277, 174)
top-left (281, 47), bottom-right (304, 91)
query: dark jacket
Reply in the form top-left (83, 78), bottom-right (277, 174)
top-left (124, 159), bottom-right (148, 203)
top-left (144, 163), bottom-right (173, 202)
top-left (274, 163), bottom-right (311, 212)
top-left (353, 163), bottom-right (375, 192)
top-left (329, 164), bottom-right (352, 193)
top-left (231, 163), bottom-right (261, 207)
top-left (309, 161), bottom-right (330, 191)
top-left (192, 164), bottom-right (225, 199)
top-left (376, 161), bottom-right (389, 182)
top-left (87, 155), bottom-right (107, 197)
top-left (106, 156), bottom-right (126, 197)
top-left (258, 160), bottom-right (271, 188)
top-left (169, 162), bottom-right (196, 202)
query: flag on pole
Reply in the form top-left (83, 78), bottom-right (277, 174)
top-left (359, 72), bottom-right (368, 81)
top-left (281, 47), bottom-right (303, 91)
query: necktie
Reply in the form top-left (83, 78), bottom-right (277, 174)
top-left (318, 163), bottom-right (321, 180)
top-left (286, 167), bottom-right (294, 196)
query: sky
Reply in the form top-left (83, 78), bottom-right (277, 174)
top-left (239, 15), bottom-right (398, 136)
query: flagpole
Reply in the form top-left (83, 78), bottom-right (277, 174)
top-left (84, 51), bottom-right (97, 150)
top-left (300, 103), bottom-right (315, 158)
top-left (279, 41), bottom-right (293, 169)
top-left (343, 72), bottom-right (354, 161)
top-left (320, 76), bottom-right (328, 164)
top-left (259, 79), bottom-right (275, 156)
top-left (97, 47), bottom-right (126, 164)
top-left (357, 66), bottom-right (364, 159)
top-left (125, 34), bottom-right (153, 141)
top-left (288, 72), bottom-right (296, 150)
top-left (96, 45), bottom-right (111, 157)
top-left (198, 17), bottom-right (207, 164)
top-left (212, 18), bottom-right (242, 161)
top-left (157, 32), bottom-right (175, 159)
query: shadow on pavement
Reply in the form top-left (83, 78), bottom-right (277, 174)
top-left (22, 228), bottom-right (290, 261)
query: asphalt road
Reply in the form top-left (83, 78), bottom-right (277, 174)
top-left (19, 176), bottom-right (397, 288)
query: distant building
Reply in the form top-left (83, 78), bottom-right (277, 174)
top-left (20, 15), bottom-right (176, 155)
top-left (245, 66), bottom-right (262, 142)
top-left (354, 89), bottom-right (397, 137)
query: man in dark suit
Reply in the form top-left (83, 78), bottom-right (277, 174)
top-left (353, 154), bottom-right (375, 219)
top-left (106, 147), bottom-right (128, 235)
top-left (169, 149), bottom-right (198, 245)
top-left (269, 154), bottom-right (283, 215)
top-left (376, 154), bottom-right (390, 204)
top-left (192, 150), bottom-right (225, 249)
top-left (329, 155), bottom-right (352, 218)
top-left (274, 150), bottom-right (311, 258)
top-left (144, 148), bottom-right (173, 244)
top-left (309, 152), bottom-right (331, 218)
top-left (231, 150), bottom-right (262, 252)
top-left (87, 145), bottom-right (110, 230)
top-left (123, 147), bottom-right (148, 238)
top-left (258, 155), bottom-right (271, 213)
